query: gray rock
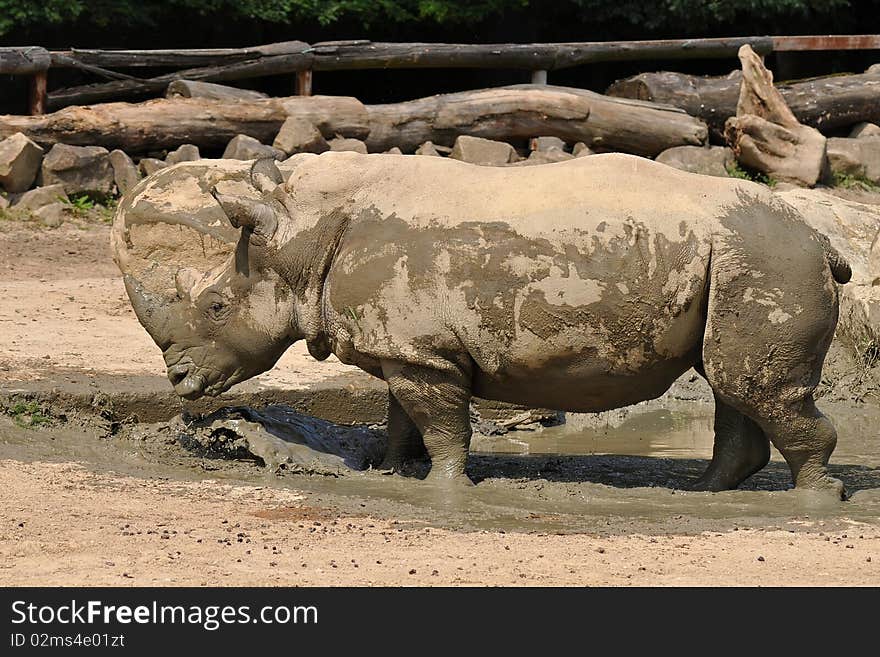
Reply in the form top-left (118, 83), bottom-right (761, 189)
top-left (138, 158), bottom-right (167, 177)
top-left (450, 135), bottom-right (517, 166)
top-left (34, 202), bottom-right (66, 227)
top-left (850, 122), bottom-right (880, 139)
top-left (655, 145), bottom-right (735, 178)
top-left (14, 184), bottom-right (68, 211)
top-left (415, 141), bottom-right (442, 157)
top-left (0, 132), bottom-right (44, 193)
top-left (827, 137), bottom-right (880, 184)
top-left (223, 134), bottom-right (284, 161)
top-left (328, 137), bottom-right (368, 154)
top-left (40, 144), bottom-right (114, 197)
top-left (109, 150), bottom-right (141, 196)
top-left (572, 142), bottom-right (594, 157)
top-left (272, 118), bottom-right (329, 155)
top-left (512, 149), bottom-right (574, 166)
top-left (165, 144), bottom-right (201, 165)
top-left (384, 147), bottom-right (403, 155)
top-left (530, 136), bottom-right (566, 152)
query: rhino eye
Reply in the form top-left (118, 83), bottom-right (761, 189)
top-left (206, 300), bottom-right (229, 321)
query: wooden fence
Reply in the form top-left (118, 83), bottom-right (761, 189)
top-left (2, 35), bottom-right (879, 115)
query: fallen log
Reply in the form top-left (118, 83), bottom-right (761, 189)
top-left (608, 66), bottom-right (880, 136)
top-left (0, 96), bottom-right (369, 152)
top-left (166, 80), bottom-right (268, 101)
top-left (366, 84), bottom-right (707, 156)
top-left (2, 85), bottom-right (706, 156)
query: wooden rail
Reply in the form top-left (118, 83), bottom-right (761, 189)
top-left (2, 35), bottom-right (878, 115)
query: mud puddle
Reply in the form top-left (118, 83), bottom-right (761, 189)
top-left (2, 399), bottom-right (879, 536)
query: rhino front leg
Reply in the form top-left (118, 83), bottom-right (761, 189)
top-left (381, 359), bottom-right (473, 485)
top-left (379, 390), bottom-right (427, 471)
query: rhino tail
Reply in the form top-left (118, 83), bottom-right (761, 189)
top-left (817, 233), bottom-right (852, 284)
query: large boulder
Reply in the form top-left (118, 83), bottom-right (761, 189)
top-left (327, 137), bottom-right (368, 154)
top-left (511, 149), bottom-right (574, 166)
top-left (272, 117), bottom-right (329, 155)
top-left (14, 183), bottom-right (68, 211)
top-left (450, 135), bottom-right (517, 166)
top-left (109, 150), bottom-right (141, 196)
top-left (415, 141), bottom-right (442, 157)
top-left (40, 144), bottom-right (114, 197)
top-left (530, 136), bottom-right (567, 152)
top-left (138, 158), bottom-right (167, 176)
top-left (778, 188), bottom-right (880, 355)
top-left (850, 122), bottom-right (880, 139)
top-left (655, 145), bottom-right (734, 177)
top-left (0, 132), bottom-right (44, 193)
top-left (826, 137), bottom-right (880, 184)
top-left (165, 144), bottom-right (201, 165)
top-left (223, 134), bottom-right (284, 161)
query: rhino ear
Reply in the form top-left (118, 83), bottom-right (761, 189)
top-left (210, 187), bottom-right (278, 247)
top-left (250, 157), bottom-right (283, 193)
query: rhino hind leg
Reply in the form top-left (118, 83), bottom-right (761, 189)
top-left (378, 390), bottom-right (428, 472)
top-left (381, 359), bottom-right (474, 485)
top-left (690, 391), bottom-right (770, 491)
top-left (701, 300), bottom-right (843, 497)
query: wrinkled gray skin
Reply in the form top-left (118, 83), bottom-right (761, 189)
top-left (124, 152), bottom-right (852, 496)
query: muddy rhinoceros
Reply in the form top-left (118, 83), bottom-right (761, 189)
top-left (113, 152), bottom-right (852, 496)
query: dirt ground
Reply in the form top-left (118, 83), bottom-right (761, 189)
top-left (2, 212), bottom-right (880, 586)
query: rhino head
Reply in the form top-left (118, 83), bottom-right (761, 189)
top-left (124, 159), bottom-right (295, 400)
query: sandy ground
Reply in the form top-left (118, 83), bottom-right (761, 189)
top-left (2, 214), bottom-right (880, 586)
top-left (2, 459), bottom-right (878, 586)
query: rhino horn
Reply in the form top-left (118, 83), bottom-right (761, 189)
top-left (124, 275), bottom-right (174, 347)
top-left (210, 188), bottom-right (278, 246)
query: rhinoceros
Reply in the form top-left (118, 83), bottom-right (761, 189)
top-left (114, 152), bottom-right (852, 496)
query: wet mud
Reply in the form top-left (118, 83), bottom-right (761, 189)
top-left (3, 397), bottom-right (879, 537)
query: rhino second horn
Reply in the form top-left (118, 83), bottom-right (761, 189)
top-left (210, 188), bottom-right (278, 246)
top-left (250, 157), bottom-right (283, 192)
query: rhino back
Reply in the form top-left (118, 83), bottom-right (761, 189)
top-left (288, 153), bottom-right (760, 407)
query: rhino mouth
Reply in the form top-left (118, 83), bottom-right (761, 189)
top-left (166, 354), bottom-right (248, 400)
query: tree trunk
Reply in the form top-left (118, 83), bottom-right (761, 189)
top-left (0, 96), bottom-right (369, 153)
top-left (608, 67), bottom-right (880, 137)
top-left (366, 84), bottom-right (707, 156)
top-left (724, 45), bottom-right (826, 187)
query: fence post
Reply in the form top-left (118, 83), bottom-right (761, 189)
top-left (296, 69), bottom-right (313, 96)
top-left (29, 70), bottom-right (47, 115)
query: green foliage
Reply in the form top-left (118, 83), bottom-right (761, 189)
top-left (833, 171), bottom-right (880, 192)
top-left (7, 401), bottom-right (51, 428)
top-left (65, 193), bottom-right (96, 214)
top-left (726, 162), bottom-right (776, 187)
top-left (0, 0), bottom-right (866, 35)
top-left (0, 0), bottom-right (527, 33)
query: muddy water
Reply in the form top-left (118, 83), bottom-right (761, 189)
top-left (2, 399), bottom-right (879, 535)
